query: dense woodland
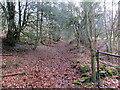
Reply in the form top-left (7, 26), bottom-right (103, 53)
top-left (0, 0), bottom-right (120, 88)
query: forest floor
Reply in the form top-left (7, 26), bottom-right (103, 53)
top-left (1, 41), bottom-right (119, 88)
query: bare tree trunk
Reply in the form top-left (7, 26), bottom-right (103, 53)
top-left (15, 0), bottom-right (21, 41)
top-left (109, 0), bottom-right (114, 62)
top-left (104, 0), bottom-right (110, 61)
top-left (118, 1), bottom-right (120, 55)
top-left (33, 2), bottom-right (39, 50)
top-left (90, 43), bottom-right (96, 82)
top-left (112, 13), bottom-right (118, 51)
top-left (109, 0), bottom-right (114, 53)
top-left (33, 2), bottom-right (43, 50)
top-left (39, 8), bottom-right (43, 44)
top-left (6, 2), bottom-right (16, 46)
top-left (89, 3), bottom-right (96, 82)
top-left (15, 1), bottom-right (28, 42)
top-left (3, 1), bottom-right (29, 46)
top-left (84, 2), bottom-right (96, 82)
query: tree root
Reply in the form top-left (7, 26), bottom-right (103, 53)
top-left (0, 72), bottom-right (26, 77)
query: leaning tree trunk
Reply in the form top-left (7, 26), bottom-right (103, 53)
top-left (74, 21), bottom-right (80, 49)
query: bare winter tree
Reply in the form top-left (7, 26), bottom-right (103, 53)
top-left (118, 1), bottom-right (120, 55)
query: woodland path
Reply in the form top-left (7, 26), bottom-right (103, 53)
top-left (2, 41), bottom-right (83, 88)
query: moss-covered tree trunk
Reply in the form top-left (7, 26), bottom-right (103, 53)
top-left (84, 2), bottom-right (96, 82)
top-left (6, 2), bottom-right (16, 46)
top-left (90, 43), bottom-right (96, 82)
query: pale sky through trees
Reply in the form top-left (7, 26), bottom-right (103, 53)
top-left (59, 0), bottom-right (119, 18)
top-left (0, 0), bottom-right (119, 18)
top-left (59, 0), bottom-right (119, 10)
top-left (60, 0), bottom-right (119, 3)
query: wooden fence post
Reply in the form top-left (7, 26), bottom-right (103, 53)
top-left (96, 50), bottom-right (100, 88)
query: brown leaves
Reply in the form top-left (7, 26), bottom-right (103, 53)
top-left (1, 41), bottom-right (119, 88)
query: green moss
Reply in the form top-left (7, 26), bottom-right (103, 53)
top-left (86, 83), bottom-right (92, 87)
top-left (113, 64), bottom-right (119, 67)
top-left (100, 63), bottom-right (105, 70)
top-left (78, 65), bottom-right (90, 73)
top-left (97, 68), bottom-right (118, 79)
top-left (106, 69), bottom-right (117, 76)
top-left (109, 86), bottom-right (116, 90)
top-left (80, 73), bottom-right (89, 77)
top-left (70, 59), bottom-right (79, 64)
top-left (73, 82), bottom-right (82, 86)
top-left (0, 83), bottom-right (7, 86)
top-left (78, 77), bottom-right (91, 83)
